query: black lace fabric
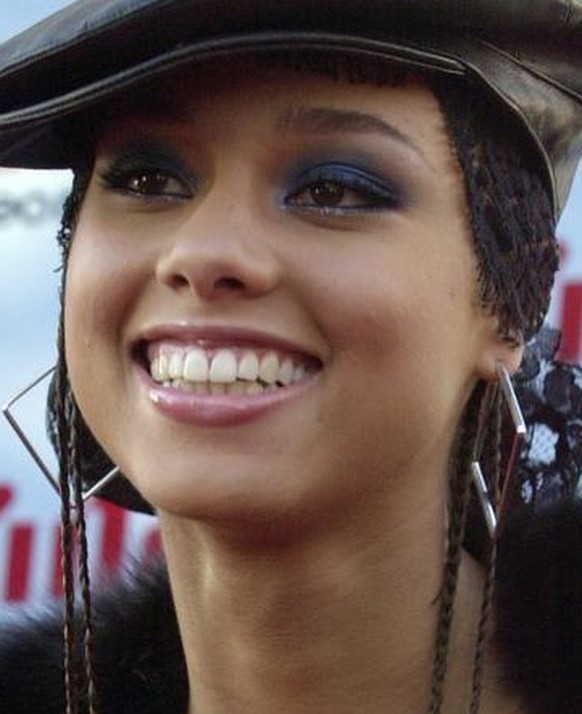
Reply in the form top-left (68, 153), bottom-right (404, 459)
top-left (495, 328), bottom-right (582, 714)
top-left (513, 327), bottom-right (582, 511)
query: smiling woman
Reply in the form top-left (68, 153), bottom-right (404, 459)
top-left (0, 3), bottom-right (581, 714)
top-left (67, 64), bottom-right (490, 535)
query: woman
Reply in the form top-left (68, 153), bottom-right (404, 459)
top-left (0, 2), bottom-right (581, 714)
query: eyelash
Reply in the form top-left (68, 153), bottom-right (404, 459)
top-left (98, 154), bottom-right (403, 217)
top-left (98, 156), bottom-right (196, 203)
top-left (285, 163), bottom-right (402, 214)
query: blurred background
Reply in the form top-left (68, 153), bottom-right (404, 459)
top-left (0, 1), bottom-right (581, 613)
top-left (0, 2), bottom-right (161, 615)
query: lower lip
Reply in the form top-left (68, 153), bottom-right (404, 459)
top-left (140, 371), bottom-right (318, 427)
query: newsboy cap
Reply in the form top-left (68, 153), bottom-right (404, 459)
top-left (0, 0), bottom-right (581, 218)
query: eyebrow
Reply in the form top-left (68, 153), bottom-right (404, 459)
top-left (276, 106), bottom-right (426, 160)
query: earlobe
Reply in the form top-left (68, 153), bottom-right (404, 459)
top-left (475, 331), bottom-right (525, 384)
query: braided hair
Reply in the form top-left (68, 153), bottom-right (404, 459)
top-left (426, 76), bottom-right (558, 713)
top-left (49, 69), bottom-right (559, 713)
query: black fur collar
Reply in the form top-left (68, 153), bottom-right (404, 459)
top-left (0, 562), bottom-right (187, 714)
top-left (2, 500), bottom-right (582, 714)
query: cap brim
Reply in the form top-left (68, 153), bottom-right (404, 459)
top-left (0, 30), bottom-right (465, 169)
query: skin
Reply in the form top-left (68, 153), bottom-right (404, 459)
top-left (65, 60), bottom-right (524, 714)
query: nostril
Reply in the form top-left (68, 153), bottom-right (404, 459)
top-left (215, 276), bottom-right (245, 291)
top-left (168, 274), bottom-right (191, 290)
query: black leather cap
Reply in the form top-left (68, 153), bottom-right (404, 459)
top-left (0, 0), bottom-right (581, 218)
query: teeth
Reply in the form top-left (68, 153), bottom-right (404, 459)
top-left (227, 381), bottom-right (248, 395)
top-left (158, 354), bottom-right (169, 381)
top-left (177, 379), bottom-right (196, 392)
top-left (237, 351), bottom-right (259, 382)
top-left (151, 357), bottom-right (162, 382)
top-left (210, 349), bottom-right (237, 383)
top-left (150, 345), bottom-right (314, 392)
top-left (258, 352), bottom-right (280, 384)
top-left (277, 358), bottom-right (294, 386)
top-left (245, 382), bottom-right (264, 395)
top-left (184, 348), bottom-right (209, 381)
top-left (168, 353), bottom-right (183, 379)
top-left (293, 364), bottom-right (305, 383)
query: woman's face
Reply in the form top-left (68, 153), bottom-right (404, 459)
top-left (66, 59), bottom-right (508, 534)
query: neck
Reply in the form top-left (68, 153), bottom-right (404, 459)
top-left (159, 495), bottom-right (518, 714)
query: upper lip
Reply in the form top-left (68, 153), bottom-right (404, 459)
top-left (132, 323), bottom-right (324, 364)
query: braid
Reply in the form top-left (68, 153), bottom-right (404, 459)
top-left (432, 77), bottom-right (558, 344)
top-left (52, 170), bottom-right (100, 713)
top-left (427, 77), bottom-right (559, 713)
top-left (428, 382), bottom-right (485, 714)
top-left (71, 401), bottom-right (99, 714)
top-left (468, 392), bottom-right (502, 714)
top-left (57, 169), bottom-right (89, 260)
top-left (54, 303), bottom-right (78, 714)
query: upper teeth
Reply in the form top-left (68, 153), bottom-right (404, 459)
top-left (150, 347), bottom-right (308, 387)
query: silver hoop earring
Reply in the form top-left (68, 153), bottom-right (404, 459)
top-left (2, 366), bottom-right (120, 503)
top-left (471, 363), bottom-right (526, 538)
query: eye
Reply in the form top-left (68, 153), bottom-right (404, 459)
top-left (98, 149), bottom-right (197, 203)
top-left (123, 169), bottom-right (188, 198)
top-left (285, 163), bottom-right (402, 214)
top-left (301, 179), bottom-right (347, 208)
top-left (100, 167), bottom-right (193, 201)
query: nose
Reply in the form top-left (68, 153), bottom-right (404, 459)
top-left (155, 206), bottom-right (281, 302)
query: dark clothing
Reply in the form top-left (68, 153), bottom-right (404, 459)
top-left (2, 504), bottom-right (582, 714)
top-left (0, 562), bottom-right (187, 714)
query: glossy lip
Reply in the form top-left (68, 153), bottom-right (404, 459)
top-left (144, 373), bottom-right (319, 426)
top-left (132, 323), bottom-right (324, 427)
top-left (136, 323), bottom-right (323, 356)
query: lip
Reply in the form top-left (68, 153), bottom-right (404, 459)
top-left (142, 373), bottom-right (318, 426)
top-left (135, 323), bottom-right (322, 356)
top-left (132, 323), bottom-right (323, 427)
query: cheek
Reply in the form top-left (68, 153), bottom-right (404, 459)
top-left (65, 210), bottom-right (149, 339)
top-left (302, 236), bottom-right (477, 359)
top-left (293, 225), bottom-right (483, 445)
top-left (63, 219), bottom-right (147, 412)
top-left (65, 247), bottom-right (118, 358)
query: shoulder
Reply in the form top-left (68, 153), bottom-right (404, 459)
top-left (496, 500), bottom-right (582, 714)
top-left (0, 559), bottom-right (188, 714)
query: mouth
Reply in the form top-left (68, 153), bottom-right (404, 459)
top-left (136, 340), bottom-right (322, 396)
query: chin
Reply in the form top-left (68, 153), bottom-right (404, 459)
top-left (128, 458), bottom-right (310, 528)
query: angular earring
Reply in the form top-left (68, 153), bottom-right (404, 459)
top-left (471, 363), bottom-right (526, 538)
top-left (2, 366), bottom-right (120, 503)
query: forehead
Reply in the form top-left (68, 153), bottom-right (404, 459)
top-left (95, 56), bottom-right (448, 156)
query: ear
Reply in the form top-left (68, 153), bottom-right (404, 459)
top-left (474, 325), bottom-right (525, 384)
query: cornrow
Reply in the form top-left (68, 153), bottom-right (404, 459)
top-left (426, 77), bottom-right (559, 714)
top-left (428, 382), bottom-right (485, 714)
top-left (431, 77), bottom-right (558, 344)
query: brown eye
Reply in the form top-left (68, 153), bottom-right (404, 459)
top-left (286, 163), bottom-right (402, 214)
top-left (99, 154), bottom-right (196, 202)
top-left (129, 171), bottom-right (170, 194)
top-left (308, 180), bottom-right (345, 207)
top-left (126, 170), bottom-right (186, 197)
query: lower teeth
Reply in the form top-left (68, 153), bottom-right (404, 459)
top-left (164, 379), bottom-right (278, 395)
